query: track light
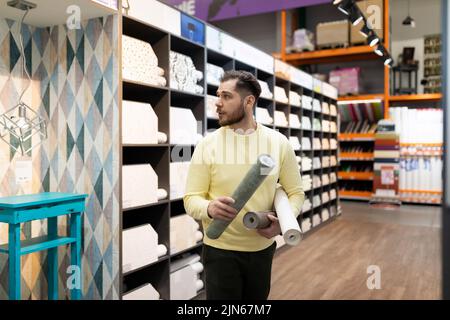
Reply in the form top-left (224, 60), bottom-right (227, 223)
top-left (349, 5), bottom-right (363, 26)
top-left (359, 21), bottom-right (372, 38)
top-left (367, 32), bottom-right (379, 47)
top-left (374, 44), bottom-right (385, 56)
top-left (384, 55), bottom-right (393, 67)
top-left (336, 0), bottom-right (354, 15)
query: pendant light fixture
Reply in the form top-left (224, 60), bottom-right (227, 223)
top-left (0, 0), bottom-right (47, 155)
top-left (402, 0), bottom-right (416, 28)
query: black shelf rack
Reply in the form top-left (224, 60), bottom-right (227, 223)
top-left (119, 11), bottom-right (340, 300)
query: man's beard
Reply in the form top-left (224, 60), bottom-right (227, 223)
top-left (218, 102), bottom-right (246, 127)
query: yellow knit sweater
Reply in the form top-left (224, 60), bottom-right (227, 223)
top-left (183, 123), bottom-right (304, 252)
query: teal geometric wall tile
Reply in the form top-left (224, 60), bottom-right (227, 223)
top-left (25, 33), bottom-right (32, 75)
top-left (94, 78), bottom-right (103, 117)
top-left (76, 35), bottom-right (84, 73)
top-left (66, 37), bottom-right (75, 74)
top-left (66, 124), bottom-right (75, 159)
top-left (76, 123), bottom-right (85, 160)
top-left (9, 32), bottom-right (19, 72)
top-left (94, 169), bottom-right (103, 208)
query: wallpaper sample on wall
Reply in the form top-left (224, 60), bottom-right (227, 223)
top-left (0, 15), bottom-right (119, 300)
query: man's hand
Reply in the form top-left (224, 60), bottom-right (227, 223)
top-left (257, 214), bottom-right (281, 239)
top-left (207, 196), bottom-right (238, 221)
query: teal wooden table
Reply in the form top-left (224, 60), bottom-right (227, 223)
top-left (0, 192), bottom-right (88, 300)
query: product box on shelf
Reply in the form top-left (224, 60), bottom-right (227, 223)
top-left (316, 20), bottom-right (350, 49)
top-left (329, 67), bottom-right (361, 96)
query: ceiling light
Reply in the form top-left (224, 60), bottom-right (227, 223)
top-left (402, 0), bottom-right (416, 28)
top-left (0, 1), bottom-right (47, 155)
top-left (359, 22), bottom-right (372, 38)
top-left (349, 6), bottom-right (363, 26)
top-left (384, 55), bottom-right (393, 67)
top-left (337, 0), bottom-right (354, 15)
top-left (374, 44), bottom-right (385, 56)
top-left (367, 32), bottom-right (379, 47)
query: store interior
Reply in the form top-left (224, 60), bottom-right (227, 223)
top-left (0, 0), bottom-right (444, 300)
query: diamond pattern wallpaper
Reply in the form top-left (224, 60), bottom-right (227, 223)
top-left (0, 15), bottom-right (119, 300)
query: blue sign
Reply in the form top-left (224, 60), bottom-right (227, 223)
top-left (181, 13), bottom-right (205, 45)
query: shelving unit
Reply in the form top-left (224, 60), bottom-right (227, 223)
top-left (119, 0), bottom-right (340, 300)
top-left (121, 13), bottom-right (206, 301)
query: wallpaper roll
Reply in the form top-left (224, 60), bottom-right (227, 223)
top-left (274, 187), bottom-right (302, 246)
top-left (330, 104), bottom-right (337, 116)
top-left (206, 154), bottom-right (276, 239)
top-left (302, 95), bottom-right (313, 110)
top-left (301, 218), bottom-right (311, 232)
top-left (170, 213), bottom-right (200, 253)
top-left (322, 102), bottom-right (330, 114)
top-left (302, 199), bottom-right (312, 212)
top-left (289, 136), bottom-right (301, 151)
top-left (302, 116), bottom-right (311, 130)
top-left (170, 253), bottom-right (201, 273)
top-left (170, 264), bottom-right (198, 300)
top-left (322, 120), bottom-right (330, 132)
top-left (256, 107), bottom-right (273, 125)
top-left (207, 95), bottom-right (219, 119)
top-left (123, 283), bottom-right (160, 300)
top-left (170, 162), bottom-right (191, 199)
top-left (206, 63), bottom-right (225, 86)
top-left (196, 280), bottom-right (204, 291)
top-left (195, 231), bottom-right (203, 242)
top-left (122, 224), bottom-right (159, 273)
top-left (157, 244), bottom-right (167, 257)
top-left (122, 35), bottom-right (166, 86)
top-left (330, 189), bottom-right (337, 200)
top-left (302, 138), bottom-right (311, 150)
top-left (157, 188), bottom-right (168, 200)
top-left (243, 211), bottom-right (272, 229)
top-left (157, 132), bottom-right (167, 144)
top-left (312, 99), bottom-right (321, 112)
top-left (170, 51), bottom-right (203, 94)
top-left (322, 209), bottom-right (330, 221)
top-left (289, 114), bottom-right (301, 128)
top-left (274, 86), bottom-right (289, 103)
top-left (259, 80), bottom-right (273, 99)
top-left (190, 262), bottom-right (204, 274)
top-left (312, 213), bottom-right (321, 227)
top-left (122, 164), bottom-right (158, 208)
top-left (313, 138), bottom-right (321, 150)
top-left (122, 100), bottom-right (158, 145)
top-left (170, 107), bottom-right (199, 145)
top-left (274, 111), bottom-right (288, 127)
top-left (312, 118), bottom-right (321, 131)
top-left (313, 195), bottom-right (321, 207)
top-left (289, 91), bottom-right (301, 106)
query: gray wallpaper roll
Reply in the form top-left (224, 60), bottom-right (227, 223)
top-left (243, 211), bottom-right (272, 229)
top-left (206, 154), bottom-right (276, 239)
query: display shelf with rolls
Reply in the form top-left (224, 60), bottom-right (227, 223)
top-left (337, 100), bottom-right (383, 202)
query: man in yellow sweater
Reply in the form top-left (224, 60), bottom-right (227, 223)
top-left (183, 70), bottom-right (304, 300)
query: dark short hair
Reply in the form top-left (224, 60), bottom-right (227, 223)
top-left (220, 70), bottom-right (261, 102)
